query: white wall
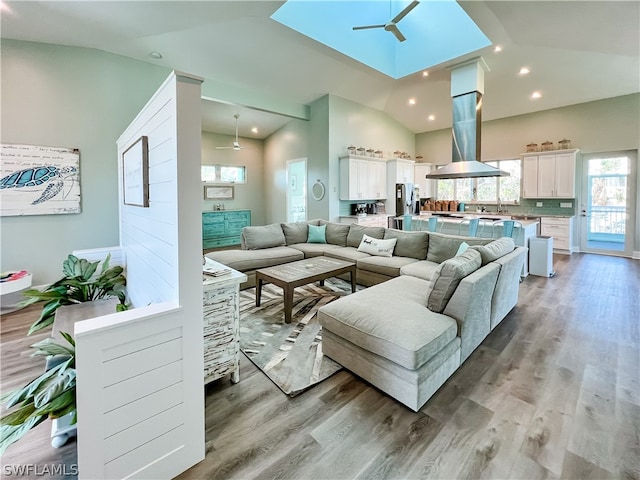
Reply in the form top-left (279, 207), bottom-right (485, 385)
top-left (201, 132), bottom-right (265, 225)
top-left (0, 39), bottom-right (169, 285)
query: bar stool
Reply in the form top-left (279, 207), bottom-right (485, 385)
top-left (492, 219), bottom-right (522, 238)
top-left (427, 217), bottom-right (439, 232)
top-left (458, 218), bottom-right (479, 237)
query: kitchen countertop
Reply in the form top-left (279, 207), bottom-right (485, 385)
top-left (402, 212), bottom-right (540, 227)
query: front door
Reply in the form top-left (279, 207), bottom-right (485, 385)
top-left (578, 151), bottom-right (637, 257)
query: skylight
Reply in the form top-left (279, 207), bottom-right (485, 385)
top-left (271, 0), bottom-right (492, 79)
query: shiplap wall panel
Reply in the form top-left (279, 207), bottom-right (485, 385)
top-left (103, 382), bottom-right (182, 438)
top-left (103, 326), bottom-right (182, 361)
top-left (76, 71), bottom-right (205, 479)
top-left (102, 338), bottom-right (182, 386)
top-left (104, 426), bottom-right (185, 480)
top-left (103, 360), bottom-right (182, 413)
top-left (104, 405), bottom-right (184, 463)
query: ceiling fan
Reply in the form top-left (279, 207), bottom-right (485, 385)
top-left (352, 0), bottom-right (419, 43)
top-left (216, 114), bottom-right (245, 151)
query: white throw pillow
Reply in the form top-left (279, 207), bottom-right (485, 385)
top-left (357, 234), bottom-right (397, 257)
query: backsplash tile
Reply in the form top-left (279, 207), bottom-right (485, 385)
top-left (469, 198), bottom-right (576, 216)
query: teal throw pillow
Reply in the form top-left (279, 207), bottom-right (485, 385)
top-left (307, 224), bottom-right (327, 244)
top-left (456, 241), bottom-right (469, 256)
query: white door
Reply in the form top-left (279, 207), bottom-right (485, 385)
top-left (286, 158), bottom-right (307, 222)
top-left (578, 151), bottom-right (637, 257)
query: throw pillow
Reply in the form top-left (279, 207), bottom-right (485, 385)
top-left (307, 224), bottom-right (327, 244)
top-left (427, 248), bottom-right (482, 313)
top-left (281, 222), bottom-right (309, 245)
top-left (470, 237), bottom-right (515, 265)
top-left (357, 234), bottom-right (397, 257)
top-left (383, 229), bottom-right (429, 260)
top-left (242, 224), bottom-right (286, 250)
top-left (456, 241), bottom-right (469, 256)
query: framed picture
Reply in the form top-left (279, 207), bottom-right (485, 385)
top-left (204, 185), bottom-right (234, 200)
top-left (122, 136), bottom-right (149, 207)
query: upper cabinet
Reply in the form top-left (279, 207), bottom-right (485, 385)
top-left (414, 163), bottom-right (434, 199)
top-left (521, 149), bottom-right (578, 198)
top-left (387, 159), bottom-right (415, 184)
top-left (339, 156), bottom-right (387, 200)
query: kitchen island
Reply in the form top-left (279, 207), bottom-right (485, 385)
top-left (404, 212), bottom-right (539, 276)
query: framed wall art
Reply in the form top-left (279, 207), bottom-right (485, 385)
top-left (122, 136), bottom-right (149, 207)
top-left (204, 185), bottom-right (234, 200)
top-left (0, 143), bottom-right (81, 217)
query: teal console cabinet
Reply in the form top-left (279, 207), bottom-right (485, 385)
top-left (202, 210), bottom-right (251, 249)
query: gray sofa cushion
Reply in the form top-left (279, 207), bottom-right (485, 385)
top-left (319, 220), bottom-right (350, 246)
top-left (324, 247), bottom-right (372, 263)
top-left (427, 248), bottom-right (482, 313)
top-left (281, 222), bottom-right (309, 245)
top-left (242, 224), bottom-right (286, 250)
top-left (318, 275), bottom-right (458, 370)
top-left (383, 229), bottom-right (429, 260)
top-left (470, 237), bottom-right (515, 265)
top-left (426, 232), bottom-right (491, 264)
top-left (346, 225), bottom-right (385, 248)
top-left (357, 255), bottom-right (419, 277)
top-left (205, 246), bottom-right (303, 272)
top-left (288, 243), bottom-right (346, 258)
top-left (399, 260), bottom-right (440, 281)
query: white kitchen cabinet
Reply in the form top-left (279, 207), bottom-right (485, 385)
top-left (339, 156), bottom-right (387, 200)
top-left (414, 163), bottom-right (434, 198)
top-left (388, 159), bottom-right (415, 184)
top-left (541, 216), bottom-right (574, 254)
top-left (521, 149), bottom-right (578, 198)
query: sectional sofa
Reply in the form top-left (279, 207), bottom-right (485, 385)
top-left (206, 219), bottom-right (527, 411)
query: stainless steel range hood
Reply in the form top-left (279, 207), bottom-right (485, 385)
top-left (427, 58), bottom-right (509, 179)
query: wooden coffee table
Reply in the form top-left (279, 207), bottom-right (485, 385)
top-left (255, 257), bottom-right (356, 324)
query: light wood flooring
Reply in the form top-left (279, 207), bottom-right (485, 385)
top-left (1, 253), bottom-right (639, 479)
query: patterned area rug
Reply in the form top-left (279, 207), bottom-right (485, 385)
top-left (239, 278), bottom-right (361, 396)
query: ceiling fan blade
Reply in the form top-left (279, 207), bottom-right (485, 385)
top-left (385, 24), bottom-right (406, 42)
top-left (216, 146), bottom-right (232, 150)
top-left (391, 0), bottom-right (419, 24)
top-left (352, 24), bottom-right (386, 31)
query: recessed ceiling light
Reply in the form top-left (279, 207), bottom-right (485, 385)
top-left (251, 127), bottom-right (258, 134)
top-left (422, 71), bottom-right (429, 77)
top-left (149, 51), bottom-right (163, 59)
top-left (531, 91), bottom-right (542, 99)
top-left (493, 45), bottom-right (502, 53)
top-left (428, 115), bottom-right (435, 121)
top-left (408, 98), bottom-right (416, 105)
top-left (519, 67), bottom-right (530, 75)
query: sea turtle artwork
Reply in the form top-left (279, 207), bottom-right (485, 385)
top-left (0, 165), bottom-right (78, 205)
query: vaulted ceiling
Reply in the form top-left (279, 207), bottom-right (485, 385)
top-left (2, 1), bottom-right (638, 138)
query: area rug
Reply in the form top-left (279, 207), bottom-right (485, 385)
top-left (238, 277), bottom-right (361, 396)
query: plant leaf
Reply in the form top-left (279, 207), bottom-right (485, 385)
top-left (100, 253), bottom-right (112, 275)
top-left (0, 415), bottom-right (47, 456)
top-left (34, 388), bottom-right (75, 417)
top-left (5, 363), bottom-right (63, 408)
top-left (30, 338), bottom-right (75, 358)
top-left (33, 371), bottom-right (75, 409)
top-left (1, 402), bottom-right (36, 426)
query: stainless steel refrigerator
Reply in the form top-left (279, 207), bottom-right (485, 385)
top-left (395, 183), bottom-right (415, 216)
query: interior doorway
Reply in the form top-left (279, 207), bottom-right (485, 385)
top-left (579, 151), bottom-right (637, 257)
top-left (286, 158), bottom-right (307, 222)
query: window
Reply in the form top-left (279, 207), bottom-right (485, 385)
top-left (436, 159), bottom-right (521, 203)
top-left (201, 164), bottom-right (246, 184)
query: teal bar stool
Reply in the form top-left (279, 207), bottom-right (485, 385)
top-left (492, 220), bottom-right (522, 238)
top-left (403, 214), bottom-right (412, 231)
top-left (458, 218), bottom-right (479, 236)
top-left (427, 217), bottom-right (439, 232)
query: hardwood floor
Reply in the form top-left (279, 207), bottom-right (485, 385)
top-left (1, 253), bottom-right (638, 479)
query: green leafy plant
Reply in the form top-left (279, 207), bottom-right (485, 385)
top-left (21, 253), bottom-right (128, 335)
top-left (0, 333), bottom-right (76, 456)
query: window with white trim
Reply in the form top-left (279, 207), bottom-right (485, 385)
top-left (201, 164), bottom-right (246, 184)
top-left (436, 159), bottom-right (521, 203)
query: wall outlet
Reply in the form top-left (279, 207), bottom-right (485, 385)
top-left (560, 202), bottom-right (573, 208)
top-left (536, 202), bottom-right (543, 207)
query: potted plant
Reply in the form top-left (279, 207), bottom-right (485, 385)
top-left (0, 253), bottom-right (128, 454)
top-left (21, 253), bottom-right (128, 335)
